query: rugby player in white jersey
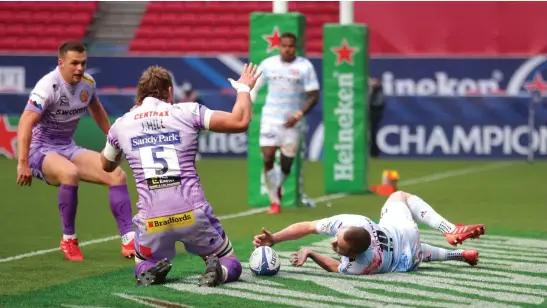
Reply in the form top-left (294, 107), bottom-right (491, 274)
top-left (250, 32), bottom-right (320, 214)
top-left (254, 191), bottom-right (485, 275)
top-left (16, 42), bottom-right (135, 261)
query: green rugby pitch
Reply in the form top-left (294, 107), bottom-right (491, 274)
top-left (0, 158), bottom-right (545, 307)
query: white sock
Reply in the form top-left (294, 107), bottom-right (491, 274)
top-left (264, 168), bottom-right (280, 204)
top-left (407, 195), bottom-right (455, 233)
top-left (63, 234), bottom-right (77, 240)
top-left (422, 244), bottom-right (464, 262)
top-left (121, 231), bottom-right (135, 245)
top-left (421, 243), bottom-right (447, 262)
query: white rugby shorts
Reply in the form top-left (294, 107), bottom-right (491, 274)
top-left (259, 122), bottom-right (302, 158)
top-left (379, 200), bottom-right (423, 272)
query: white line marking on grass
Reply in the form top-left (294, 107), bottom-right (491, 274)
top-left (0, 162), bottom-right (510, 263)
top-left (312, 162), bottom-right (511, 203)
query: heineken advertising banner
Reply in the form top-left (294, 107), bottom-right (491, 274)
top-left (0, 95), bottom-right (546, 160)
top-left (321, 24), bottom-right (369, 194)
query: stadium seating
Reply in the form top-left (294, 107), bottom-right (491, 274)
top-left (0, 1), bottom-right (98, 52)
top-left (130, 1), bottom-right (339, 54)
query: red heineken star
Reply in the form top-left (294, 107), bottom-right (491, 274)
top-left (0, 115), bottom-right (18, 158)
top-left (263, 26), bottom-right (281, 53)
top-left (524, 73), bottom-right (547, 94)
top-left (331, 39), bottom-right (358, 66)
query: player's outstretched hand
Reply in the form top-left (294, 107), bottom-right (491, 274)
top-left (236, 63), bottom-right (262, 90)
top-left (16, 163), bottom-right (32, 187)
top-left (253, 227), bottom-right (275, 248)
top-left (290, 248), bottom-right (312, 267)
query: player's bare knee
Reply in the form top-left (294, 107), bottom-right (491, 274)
top-left (263, 159), bottom-right (275, 170)
top-left (109, 167), bottom-right (127, 186)
top-left (262, 154), bottom-right (275, 170)
top-left (59, 166), bottom-right (80, 185)
top-left (280, 156), bottom-right (293, 175)
top-left (261, 147), bottom-right (277, 169)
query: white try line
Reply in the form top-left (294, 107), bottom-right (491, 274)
top-left (0, 162), bottom-right (511, 264)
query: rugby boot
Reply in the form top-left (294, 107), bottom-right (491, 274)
top-left (268, 203), bottom-right (281, 215)
top-left (444, 224), bottom-right (486, 246)
top-left (121, 238), bottom-right (136, 259)
top-left (462, 250), bottom-right (479, 266)
top-left (198, 254), bottom-right (223, 287)
top-left (60, 238), bottom-right (84, 261)
top-left (136, 258), bottom-right (172, 286)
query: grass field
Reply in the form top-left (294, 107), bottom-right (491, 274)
top-left (0, 158), bottom-right (546, 307)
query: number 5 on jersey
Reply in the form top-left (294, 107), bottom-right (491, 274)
top-left (131, 132), bottom-right (182, 190)
top-left (140, 145), bottom-right (181, 190)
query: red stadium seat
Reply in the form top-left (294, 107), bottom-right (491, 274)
top-left (0, 37), bottom-right (18, 50)
top-left (131, 1), bottom-right (338, 54)
top-left (0, 1), bottom-right (98, 53)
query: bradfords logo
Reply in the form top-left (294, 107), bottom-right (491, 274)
top-left (145, 212), bottom-right (195, 233)
top-left (382, 71), bottom-right (504, 96)
top-left (333, 72), bottom-right (355, 181)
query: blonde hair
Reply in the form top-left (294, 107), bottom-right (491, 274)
top-left (135, 66), bottom-right (173, 105)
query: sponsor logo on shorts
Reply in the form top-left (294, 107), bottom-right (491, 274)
top-left (146, 211), bottom-right (195, 233)
top-left (261, 132), bottom-right (276, 139)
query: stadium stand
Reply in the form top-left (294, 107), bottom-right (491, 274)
top-left (130, 1), bottom-right (338, 54)
top-left (0, 1), bottom-right (98, 52)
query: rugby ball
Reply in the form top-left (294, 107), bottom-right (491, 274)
top-left (249, 246), bottom-right (281, 276)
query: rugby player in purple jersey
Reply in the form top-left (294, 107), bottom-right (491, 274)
top-left (100, 64), bottom-right (261, 286)
top-left (16, 42), bottom-right (135, 261)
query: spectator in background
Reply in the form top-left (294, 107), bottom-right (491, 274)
top-left (369, 77), bottom-right (385, 158)
top-left (177, 82), bottom-right (204, 106)
top-left (175, 81), bottom-right (204, 160)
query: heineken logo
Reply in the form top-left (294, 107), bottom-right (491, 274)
top-left (331, 39), bottom-right (358, 66)
top-left (333, 71), bottom-right (355, 181)
top-left (263, 26), bottom-right (281, 53)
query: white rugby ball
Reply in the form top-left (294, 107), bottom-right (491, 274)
top-left (249, 246), bottom-right (281, 276)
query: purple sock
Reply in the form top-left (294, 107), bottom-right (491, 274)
top-left (135, 260), bottom-right (156, 277)
top-left (220, 256), bottom-right (242, 283)
top-left (58, 184), bottom-right (78, 235)
top-left (109, 184), bottom-right (134, 235)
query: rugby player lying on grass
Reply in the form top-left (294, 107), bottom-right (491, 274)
top-left (253, 191), bottom-right (485, 275)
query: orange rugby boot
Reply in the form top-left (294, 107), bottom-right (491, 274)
top-left (122, 238), bottom-right (136, 259)
top-left (268, 203), bottom-right (281, 215)
top-left (444, 224), bottom-right (486, 246)
top-left (461, 250), bottom-right (479, 266)
top-left (60, 238), bottom-right (84, 261)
